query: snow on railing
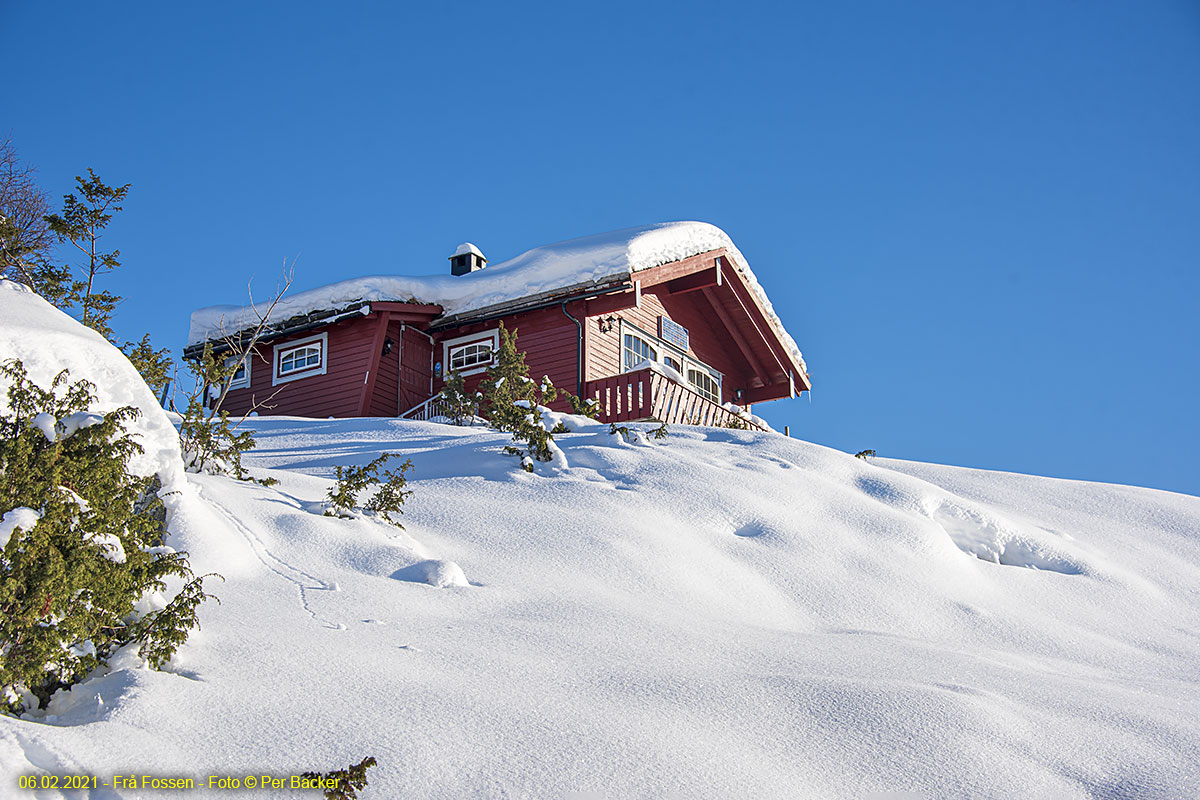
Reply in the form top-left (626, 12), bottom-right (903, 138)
top-left (399, 393), bottom-right (453, 422)
top-left (585, 368), bottom-right (767, 431)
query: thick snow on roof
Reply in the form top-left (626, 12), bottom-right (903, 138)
top-left (188, 221), bottom-right (806, 374)
top-left (452, 242), bottom-right (485, 258)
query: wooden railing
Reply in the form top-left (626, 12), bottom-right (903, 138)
top-left (399, 393), bottom-right (453, 422)
top-left (585, 368), bottom-right (767, 431)
top-left (402, 369), bottom-right (766, 432)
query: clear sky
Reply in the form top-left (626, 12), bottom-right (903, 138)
top-left (3, 1), bottom-right (1198, 496)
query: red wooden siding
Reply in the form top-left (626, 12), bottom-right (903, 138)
top-left (432, 303), bottom-right (584, 412)
top-left (582, 288), bottom-right (756, 405)
top-left (367, 318), bottom-right (405, 417)
top-left (399, 325), bottom-right (434, 414)
top-left (221, 315), bottom-right (378, 418)
top-left (211, 249), bottom-right (800, 419)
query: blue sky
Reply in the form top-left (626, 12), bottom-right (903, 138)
top-left (3, 2), bottom-right (1198, 495)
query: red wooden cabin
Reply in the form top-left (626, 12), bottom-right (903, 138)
top-left (185, 222), bottom-right (810, 431)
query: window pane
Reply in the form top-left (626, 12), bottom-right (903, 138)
top-left (688, 369), bottom-right (719, 403)
top-left (623, 334), bottom-right (656, 371)
top-left (449, 341), bottom-right (493, 370)
top-left (281, 343), bottom-right (321, 375)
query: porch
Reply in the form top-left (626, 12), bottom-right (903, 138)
top-left (584, 368), bottom-right (768, 431)
top-left (401, 368), bottom-right (766, 431)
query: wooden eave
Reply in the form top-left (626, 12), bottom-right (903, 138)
top-left (183, 300), bottom-right (443, 360)
top-left (637, 248), bottom-right (810, 401)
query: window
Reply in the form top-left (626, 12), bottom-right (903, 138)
top-left (688, 369), bottom-right (720, 403)
top-left (226, 356), bottom-right (250, 390)
top-left (623, 333), bottom-right (657, 371)
top-left (273, 333), bottom-right (328, 385)
top-left (619, 320), bottom-right (723, 403)
top-left (441, 329), bottom-right (500, 377)
top-left (449, 341), bottom-right (493, 371)
top-left (281, 345), bottom-right (321, 374)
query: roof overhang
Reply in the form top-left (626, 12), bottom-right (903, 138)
top-left (182, 301), bottom-right (443, 359)
top-left (636, 248), bottom-right (810, 403)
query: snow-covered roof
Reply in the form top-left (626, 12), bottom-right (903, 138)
top-left (452, 242), bottom-right (485, 259)
top-left (188, 221), bottom-right (806, 374)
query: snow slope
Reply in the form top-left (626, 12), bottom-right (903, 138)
top-left (4, 283), bottom-right (1200, 798)
top-left (3, 415), bottom-right (1199, 798)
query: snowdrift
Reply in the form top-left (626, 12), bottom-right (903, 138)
top-left (0, 281), bottom-right (184, 492)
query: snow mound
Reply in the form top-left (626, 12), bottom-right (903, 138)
top-left (391, 558), bottom-right (470, 588)
top-left (3, 412), bottom-right (1198, 798)
top-left (0, 281), bottom-right (184, 492)
top-left (855, 471), bottom-right (1095, 574)
top-left (928, 499), bottom-right (1088, 574)
top-left (187, 221), bottom-right (806, 374)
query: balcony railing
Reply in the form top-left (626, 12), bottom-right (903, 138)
top-left (399, 393), bottom-right (455, 422)
top-left (401, 368), bottom-right (766, 432)
top-left (585, 368), bottom-right (767, 431)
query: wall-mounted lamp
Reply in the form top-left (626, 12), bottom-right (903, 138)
top-left (598, 316), bottom-right (616, 333)
top-left (382, 337), bottom-right (394, 356)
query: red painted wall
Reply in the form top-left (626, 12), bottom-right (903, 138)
top-left (583, 289), bottom-right (754, 405)
top-left (432, 303), bottom-right (585, 412)
top-left (220, 314), bottom-right (378, 418)
top-left (217, 286), bottom-right (757, 419)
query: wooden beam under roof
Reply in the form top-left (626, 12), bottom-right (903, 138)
top-left (719, 254), bottom-right (811, 392)
top-left (358, 311), bottom-right (393, 416)
top-left (698, 286), bottom-right (771, 386)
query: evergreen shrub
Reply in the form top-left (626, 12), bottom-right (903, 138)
top-left (0, 360), bottom-right (216, 714)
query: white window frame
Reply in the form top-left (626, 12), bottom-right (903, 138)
top-left (442, 328), bottom-right (499, 378)
top-left (619, 320), bottom-right (723, 402)
top-left (687, 368), bottom-right (720, 403)
top-left (622, 330), bottom-right (658, 372)
top-left (226, 355), bottom-right (251, 391)
top-left (273, 333), bottom-right (328, 385)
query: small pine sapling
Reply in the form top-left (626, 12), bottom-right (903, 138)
top-left (300, 756), bottom-right (377, 800)
top-left (568, 393), bottom-right (601, 420)
top-left (325, 453), bottom-right (414, 527)
top-left (478, 323), bottom-right (566, 465)
top-left (608, 421), bottom-right (669, 444)
top-left (440, 369), bottom-right (478, 425)
top-left (43, 169), bottom-right (129, 341)
top-left (120, 333), bottom-right (173, 399)
top-left (854, 449), bottom-right (876, 459)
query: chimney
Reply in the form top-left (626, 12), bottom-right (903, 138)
top-left (449, 242), bottom-right (487, 276)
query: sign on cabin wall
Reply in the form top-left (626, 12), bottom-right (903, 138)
top-left (658, 316), bottom-right (689, 353)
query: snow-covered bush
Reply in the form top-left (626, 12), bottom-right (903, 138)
top-left (300, 756), bottom-right (377, 799)
top-left (325, 454), bottom-right (413, 527)
top-left (609, 421), bottom-right (669, 444)
top-left (567, 393), bottom-right (601, 420)
top-left (440, 369), bottom-right (479, 425)
top-left (0, 360), bottom-right (215, 714)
